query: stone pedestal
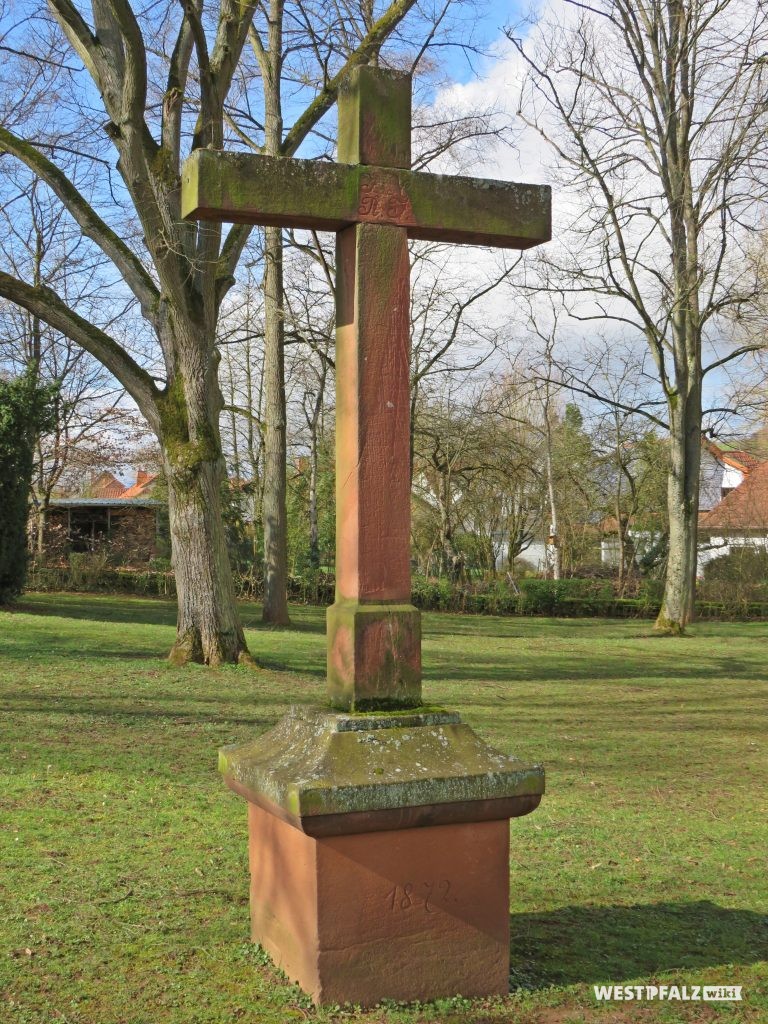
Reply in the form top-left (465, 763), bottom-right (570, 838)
top-left (247, 804), bottom-right (510, 1005)
top-left (220, 708), bottom-right (544, 1007)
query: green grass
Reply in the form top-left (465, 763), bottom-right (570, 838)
top-left (1, 592), bottom-right (766, 1024)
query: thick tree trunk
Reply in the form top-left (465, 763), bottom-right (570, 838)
top-left (159, 362), bottom-right (251, 665)
top-left (166, 461), bottom-right (249, 665)
top-left (656, 147), bottom-right (703, 635)
top-left (261, 225), bottom-right (290, 625)
top-left (655, 389), bottom-right (701, 634)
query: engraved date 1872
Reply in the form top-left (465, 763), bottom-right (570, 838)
top-left (385, 880), bottom-right (454, 914)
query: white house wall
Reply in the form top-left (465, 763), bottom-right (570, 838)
top-left (697, 535), bottom-right (768, 573)
top-left (721, 465), bottom-right (745, 491)
top-left (495, 539), bottom-right (548, 572)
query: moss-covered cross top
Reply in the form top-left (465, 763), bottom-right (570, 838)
top-left (182, 66), bottom-right (551, 712)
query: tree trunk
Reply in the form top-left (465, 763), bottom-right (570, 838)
top-left (159, 362), bottom-right (251, 665)
top-left (438, 473), bottom-right (458, 577)
top-left (655, 389), bottom-right (701, 634)
top-left (259, 7), bottom-right (291, 626)
top-left (166, 461), bottom-right (248, 665)
top-left (616, 498), bottom-right (626, 591)
top-left (36, 503), bottom-right (46, 555)
top-left (308, 420), bottom-right (320, 569)
top-left (261, 224), bottom-right (291, 625)
top-left (545, 445), bottom-right (560, 580)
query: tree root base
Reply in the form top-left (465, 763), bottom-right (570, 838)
top-left (653, 615), bottom-right (687, 637)
top-left (168, 630), bottom-right (257, 667)
top-left (261, 612), bottom-right (292, 628)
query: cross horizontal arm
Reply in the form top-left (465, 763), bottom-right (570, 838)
top-left (181, 151), bottom-right (551, 249)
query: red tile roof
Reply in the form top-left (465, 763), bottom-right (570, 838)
top-left (122, 471), bottom-right (158, 498)
top-left (720, 449), bottom-right (762, 473)
top-left (700, 461), bottom-right (768, 531)
top-left (703, 439), bottom-right (762, 474)
top-left (90, 472), bottom-right (127, 499)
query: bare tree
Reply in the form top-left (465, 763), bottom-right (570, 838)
top-left (510, 0), bottom-right (768, 631)
top-left (283, 246), bottom-right (335, 572)
top-left (459, 385), bottom-right (544, 576)
top-left (241, 1), bottom-right (511, 623)
top-left (0, 0), bottom-right (419, 662)
top-left (409, 244), bottom-right (518, 474)
top-left (217, 268), bottom-right (266, 565)
top-left (0, 170), bottom-right (143, 552)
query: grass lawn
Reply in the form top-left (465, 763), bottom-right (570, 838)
top-left (1, 593), bottom-right (766, 1024)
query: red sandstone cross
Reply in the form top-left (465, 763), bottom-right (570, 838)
top-left (182, 67), bottom-right (550, 711)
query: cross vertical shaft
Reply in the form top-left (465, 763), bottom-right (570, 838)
top-left (326, 68), bottom-right (421, 710)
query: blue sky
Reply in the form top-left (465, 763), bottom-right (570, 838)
top-left (438, 1), bottom-right (531, 84)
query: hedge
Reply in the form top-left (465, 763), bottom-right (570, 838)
top-left (24, 567), bottom-right (768, 620)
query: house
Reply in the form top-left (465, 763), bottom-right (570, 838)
top-left (698, 460), bottom-right (768, 571)
top-left (120, 470), bottom-right (158, 499)
top-left (599, 438), bottom-right (765, 572)
top-left (42, 470), bottom-right (162, 564)
top-left (699, 441), bottom-right (762, 510)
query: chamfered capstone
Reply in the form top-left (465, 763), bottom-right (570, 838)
top-left (219, 705), bottom-right (545, 835)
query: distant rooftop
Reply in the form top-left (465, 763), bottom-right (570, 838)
top-left (122, 471), bottom-right (158, 498)
top-left (55, 469), bottom-right (160, 504)
top-left (704, 439), bottom-right (763, 474)
top-left (700, 460), bottom-right (768, 532)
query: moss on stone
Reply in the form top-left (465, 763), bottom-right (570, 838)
top-left (219, 706), bottom-right (545, 819)
top-left (180, 149), bottom-right (550, 249)
top-left (338, 65), bottom-right (411, 167)
top-left (344, 704), bottom-right (448, 718)
top-left (326, 601), bottom-right (422, 711)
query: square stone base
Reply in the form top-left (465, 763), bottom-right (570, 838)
top-left (326, 601), bottom-right (421, 710)
top-left (247, 802), bottom-right (510, 1006)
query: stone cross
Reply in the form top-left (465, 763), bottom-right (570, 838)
top-left (182, 66), bottom-right (550, 712)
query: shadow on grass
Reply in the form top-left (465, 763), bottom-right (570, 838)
top-left (509, 900), bottom-right (768, 989)
top-left (0, 690), bottom-right (304, 720)
top-left (18, 595), bottom-right (329, 633)
top-left (14, 595), bottom-right (768, 688)
top-left (425, 651), bottom-right (753, 685)
top-left (15, 596), bottom-right (178, 626)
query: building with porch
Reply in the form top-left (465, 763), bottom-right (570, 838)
top-left (41, 470), bottom-right (162, 565)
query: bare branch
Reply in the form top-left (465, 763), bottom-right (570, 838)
top-left (0, 126), bottom-right (159, 318)
top-left (0, 270), bottom-right (160, 426)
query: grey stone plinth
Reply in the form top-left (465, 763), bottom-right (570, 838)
top-left (220, 706), bottom-right (545, 837)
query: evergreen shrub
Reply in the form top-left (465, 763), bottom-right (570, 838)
top-left (0, 374), bottom-right (55, 603)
